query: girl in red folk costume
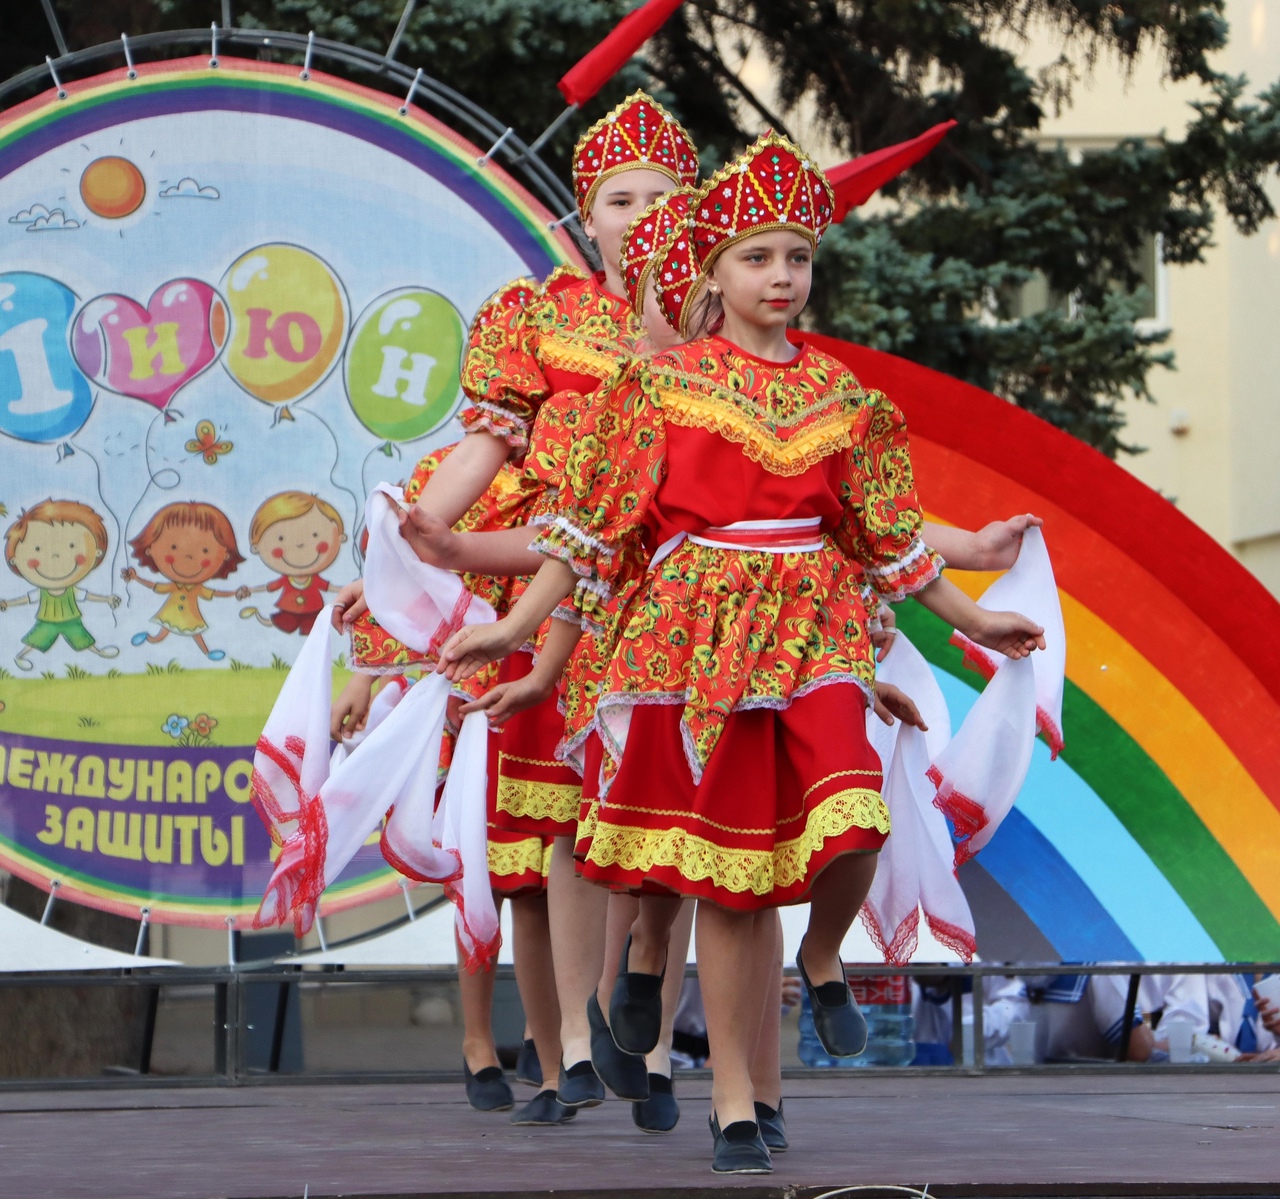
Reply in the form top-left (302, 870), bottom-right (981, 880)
top-left (342, 91), bottom-right (700, 1123)
top-left (440, 132), bottom-right (1044, 1173)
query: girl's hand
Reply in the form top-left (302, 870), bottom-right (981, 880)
top-left (436, 620), bottom-right (521, 681)
top-left (458, 674), bottom-right (555, 727)
top-left (397, 503), bottom-right (460, 568)
top-left (1255, 994), bottom-right (1280, 1038)
top-left (974, 514), bottom-right (1044, 571)
top-left (331, 676), bottom-right (374, 740)
top-left (120, 567), bottom-right (138, 583)
top-left (872, 602), bottom-right (896, 662)
top-left (872, 681), bottom-right (928, 731)
top-left (331, 578), bottom-right (367, 630)
top-left (972, 609), bottom-right (1045, 659)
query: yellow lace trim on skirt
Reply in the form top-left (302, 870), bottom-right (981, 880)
top-left (487, 836), bottom-right (553, 880)
top-left (495, 776), bottom-right (583, 825)
top-left (583, 787), bottom-right (888, 896)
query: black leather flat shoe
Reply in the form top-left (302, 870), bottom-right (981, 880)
top-left (556, 1059), bottom-right (605, 1108)
top-left (709, 1114), bottom-right (772, 1174)
top-left (632, 1073), bottom-right (679, 1133)
top-left (463, 1061), bottom-right (514, 1112)
top-left (516, 1038), bottom-right (542, 1087)
top-left (608, 933), bottom-right (665, 1055)
top-left (754, 1100), bottom-right (788, 1152)
top-left (510, 1088), bottom-right (576, 1125)
top-left (796, 938), bottom-right (867, 1058)
top-left (588, 991), bottom-right (650, 1100)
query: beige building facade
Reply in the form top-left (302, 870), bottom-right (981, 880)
top-left (1033, 0), bottom-right (1280, 595)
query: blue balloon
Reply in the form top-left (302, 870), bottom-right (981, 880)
top-left (0, 272), bottom-right (95, 444)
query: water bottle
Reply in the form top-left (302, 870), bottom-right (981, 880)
top-left (797, 974), bottom-right (915, 1067)
top-left (848, 975), bottom-right (915, 1067)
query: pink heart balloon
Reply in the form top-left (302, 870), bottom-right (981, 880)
top-left (72, 279), bottom-right (228, 411)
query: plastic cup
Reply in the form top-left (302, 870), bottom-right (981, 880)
top-left (1008, 1020), bottom-right (1037, 1065)
top-left (1251, 974), bottom-right (1280, 1010)
top-left (1164, 1020), bottom-right (1194, 1063)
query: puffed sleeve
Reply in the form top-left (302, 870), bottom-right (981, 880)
top-left (458, 281), bottom-right (549, 458)
top-left (529, 361), bottom-right (665, 634)
top-left (833, 390), bottom-right (943, 601)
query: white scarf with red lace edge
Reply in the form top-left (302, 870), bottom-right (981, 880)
top-left (249, 484), bottom-right (500, 969)
top-left (928, 527), bottom-right (1067, 868)
top-left (861, 630), bottom-right (977, 964)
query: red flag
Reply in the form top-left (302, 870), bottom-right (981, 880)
top-left (558, 0), bottom-right (686, 107)
top-left (828, 120), bottom-right (957, 222)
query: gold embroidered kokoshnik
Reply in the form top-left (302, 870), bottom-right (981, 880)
top-left (583, 787), bottom-right (890, 896)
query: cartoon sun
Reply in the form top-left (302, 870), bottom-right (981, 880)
top-left (79, 156), bottom-right (146, 219)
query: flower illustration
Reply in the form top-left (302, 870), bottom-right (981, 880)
top-left (162, 714), bottom-right (189, 738)
top-left (191, 713), bottom-right (217, 737)
top-left (185, 419), bottom-right (233, 466)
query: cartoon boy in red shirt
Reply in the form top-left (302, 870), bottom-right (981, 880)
top-left (239, 492), bottom-right (347, 635)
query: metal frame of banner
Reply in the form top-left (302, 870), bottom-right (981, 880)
top-left (0, 24), bottom-right (595, 263)
top-left (0, 960), bottom-right (1277, 1090)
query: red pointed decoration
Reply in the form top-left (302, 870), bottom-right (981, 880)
top-left (827, 120), bottom-right (957, 222)
top-left (558, 0), bottom-right (686, 107)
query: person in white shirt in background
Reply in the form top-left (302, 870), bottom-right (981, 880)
top-left (912, 977), bottom-right (1031, 1065)
top-left (1206, 973), bottom-right (1280, 1062)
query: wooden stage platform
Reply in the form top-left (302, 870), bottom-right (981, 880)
top-left (2, 1071), bottom-right (1278, 1199)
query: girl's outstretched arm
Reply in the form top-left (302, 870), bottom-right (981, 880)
top-left (922, 515), bottom-right (1043, 572)
top-left (913, 575), bottom-right (1045, 658)
top-left (459, 618), bottom-right (583, 726)
top-left (410, 432), bottom-right (512, 527)
top-left (436, 558), bottom-right (576, 682)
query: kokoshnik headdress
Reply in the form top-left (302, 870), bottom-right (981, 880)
top-left (620, 187), bottom-right (693, 315)
top-left (572, 90), bottom-right (699, 218)
top-left (690, 130), bottom-right (835, 269)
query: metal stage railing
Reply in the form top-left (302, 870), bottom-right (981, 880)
top-left (2, 960), bottom-right (1278, 1090)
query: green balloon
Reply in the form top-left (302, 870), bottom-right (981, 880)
top-left (344, 288), bottom-right (465, 442)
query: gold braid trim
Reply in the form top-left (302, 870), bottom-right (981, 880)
top-left (537, 333), bottom-right (629, 381)
top-left (487, 836), bottom-right (553, 880)
top-left (584, 787), bottom-right (889, 896)
top-left (655, 383), bottom-right (861, 477)
top-left (495, 776), bottom-right (583, 825)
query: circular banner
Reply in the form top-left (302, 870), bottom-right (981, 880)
top-left (0, 57), bottom-right (579, 927)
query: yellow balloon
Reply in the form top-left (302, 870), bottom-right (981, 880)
top-left (220, 244), bottom-right (348, 405)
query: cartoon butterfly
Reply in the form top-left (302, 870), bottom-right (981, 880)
top-left (185, 420), bottom-right (233, 465)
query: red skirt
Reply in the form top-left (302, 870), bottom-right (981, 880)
top-left (577, 682), bottom-right (887, 911)
top-left (486, 650), bottom-right (582, 838)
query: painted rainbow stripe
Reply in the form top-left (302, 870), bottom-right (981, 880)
top-left (0, 58), bottom-right (578, 928)
top-left (0, 56), bottom-right (577, 279)
top-left (811, 333), bottom-right (1280, 962)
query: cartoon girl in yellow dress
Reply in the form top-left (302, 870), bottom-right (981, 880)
top-left (121, 501), bottom-right (248, 662)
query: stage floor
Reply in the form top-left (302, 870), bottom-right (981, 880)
top-left (2, 1071), bottom-right (1278, 1198)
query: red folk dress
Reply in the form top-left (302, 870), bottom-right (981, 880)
top-left (459, 265), bottom-right (645, 841)
top-left (534, 336), bottom-right (943, 911)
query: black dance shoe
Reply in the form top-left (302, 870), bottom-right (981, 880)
top-left (754, 1100), bottom-right (788, 1152)
top-left (709, 1114), bottom-right (772, 1174)
top-left (463, 1061), bottom-right (514, 1112)
top-left (556, 1059), bottom-right (606, 1108)
top-left (588, 992), bottom-right (650, 1100)
top-left (510, 1088), bottom-right (576, 1126)
top-left (516, 1038), bottom-right (542, 1087)
top-left (632, 1073), bottom-right (679, 1133)
top-left (608, 934), bottom-right (665, 1055)
top-left (796, 938), bottom-right (867, 1058)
